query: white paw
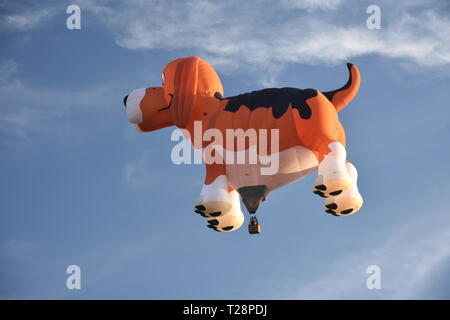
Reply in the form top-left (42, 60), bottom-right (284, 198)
top-left (205, 190), bottom-right (244, 232)
top-left (323, 162), bottom-right (363, 216)
top-left (194, 175), bottom-right (232, 218)
top-left (313, 142), bottom-right (352, 197)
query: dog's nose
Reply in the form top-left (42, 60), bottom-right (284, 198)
top-left (123, 95), bottom-right (129, 107)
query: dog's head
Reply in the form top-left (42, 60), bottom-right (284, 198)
top-left (123, 56), bottom-right (223, 131)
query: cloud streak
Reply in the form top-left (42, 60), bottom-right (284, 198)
top-left (281, 0), bottom-right (343, 11)
top-left (0, 2), bottom-right (56, 31)
top-left (289, 212), bottom-right (450, 299)
top-left (0, 61), bottom-right (121, 141)
top-left (81, 0), bottom-right (450, 75)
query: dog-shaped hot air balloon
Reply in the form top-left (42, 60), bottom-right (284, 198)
top-left (123, 57), bottom-right (363, 234)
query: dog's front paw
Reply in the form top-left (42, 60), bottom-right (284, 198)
top-left (323, 184), bottom-right (363, 216)
top-left (194, 199), bottom-right (232, 218)
top-left (194, 176), bottom-right (232, 218)
top-left (313, 172), bottom-right (352, 198)
top-left (205, 210), bottom-right (244, 232)
top-left (194, 176), bottom-right (232, 217)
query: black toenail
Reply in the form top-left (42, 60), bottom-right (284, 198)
top-left (208, 219), bottom-right (219, 225)
top-left (207, 225), bottom-right (220, 232)
top-left (314, 190), bottom-right (327, 198)
top-left (209, 211), bottom-right (222, 217)
top-left (195, 205), bottom-right (206, 210)
top-left (325, 209), bottom-right (338, 216)
top-left (315, 184), bottom-right (327, 190)
top-left (326, 203), bottom-right (338, 209)
top-left (194, 210), bottom-right (207, 217)
top-left (340, 208), bottom-right (354, 215)
top-left (329, 190), bottom-right (342, 196)
top-left (222, 226), bottom-right (234, 231)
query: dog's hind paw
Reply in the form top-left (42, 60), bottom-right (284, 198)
top-left (323, 179), bottom-right (363, 216)
top-left (313, 142), bottom-right (353, 197)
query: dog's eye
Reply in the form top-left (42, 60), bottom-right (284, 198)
top-left (162, 72), bottom-right (165, 85)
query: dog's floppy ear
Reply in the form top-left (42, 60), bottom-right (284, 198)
top-left (163, 56), bottom-right (224, 128)
top-left (170, 57), bottom-right (199, 128)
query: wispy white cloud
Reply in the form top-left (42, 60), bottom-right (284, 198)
top-left (80, 0), bottom-right (450, 78)
top-left (281, 0), bottom-right (343, 11)
top-left (0, 2), bottom-right (55, 31)
top-left (3, 0), bottom-right (449, 83)
top-left (0, 61), bottom-right (119, 140)
top-left (289, 213), bottom-right (450, 299)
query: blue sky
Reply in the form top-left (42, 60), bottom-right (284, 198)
top-left (0, 0), bottom-right (449, 299)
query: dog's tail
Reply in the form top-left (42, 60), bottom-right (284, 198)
top-left (322, 63), bottom-right (360, 112)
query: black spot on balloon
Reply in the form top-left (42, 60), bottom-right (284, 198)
top-left (224, 87), bottom-right (316, 119)
top-left (222, 226), bottom-right (234, 231)
top-left (214, 92), bottom-right (224, 100)
top-left (209, 211), bottom-right (222, 217)
top-left (315, 184), bottom-right (327, 191)
top-left (329, 190), bottom-right (342, 196)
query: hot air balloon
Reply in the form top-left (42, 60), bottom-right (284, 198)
top-left (123, 57), bottom-right (363, 234)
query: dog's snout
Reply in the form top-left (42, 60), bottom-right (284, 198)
top-left (124, 88), bottom-right (145, 124)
